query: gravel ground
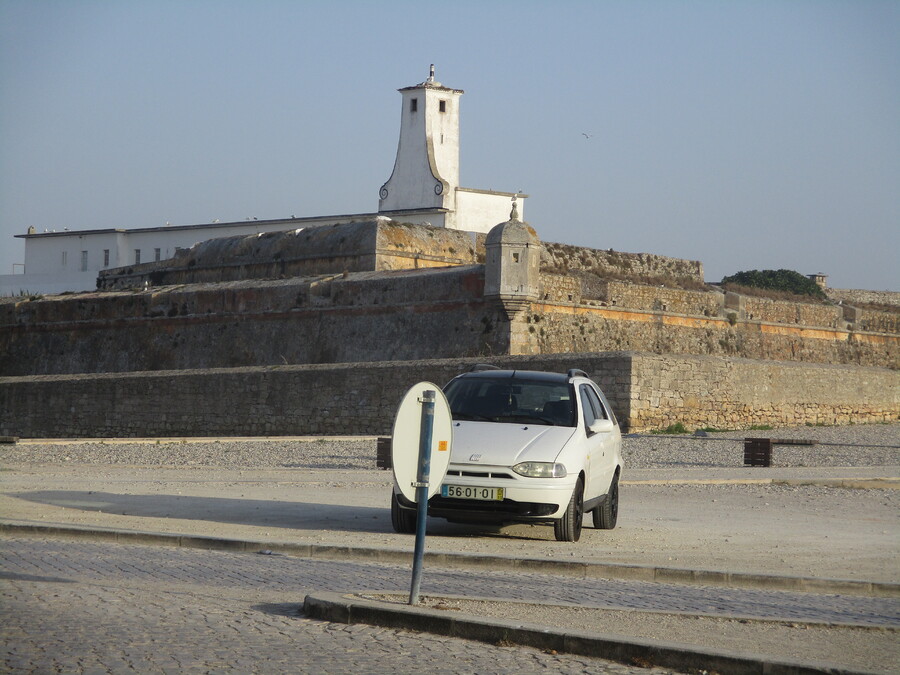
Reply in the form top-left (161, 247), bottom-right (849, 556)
top-left (3, 422), bottom-right (897, 469)
top-left (1, 438), bottom-right (378, 469)
top-left (623, 423), bottom-right (900, 469)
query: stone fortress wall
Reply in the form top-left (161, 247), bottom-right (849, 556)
top-left (1, 265), bottom-right (896, 378)
top-left (826, 288), bottom-right (900, 308)
top-left (96, 220), bottom-right (484, 290)
top-left (1, 218), bottom-right (896, 434)
top-left (1, 219), bottom-right (897, 376)
top-left (0, 265), bottom-right (502, 375)
top-left (1, 354), bottom-right (895, 438)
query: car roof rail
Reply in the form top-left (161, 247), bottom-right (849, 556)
top-left (567, 368), bottom-right (589, 379)
top-left (470, 363), bottom-right (500, 372)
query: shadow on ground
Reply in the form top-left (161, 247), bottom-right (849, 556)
top-left (10, 490), bottom-right (574, 541)
top-left (11, 490), bottom-right (389, 533)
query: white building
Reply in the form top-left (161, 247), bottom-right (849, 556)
top-left (378, 65), bottom-right (522, 231)
top-left (1, 67), bottom-right (525, 296)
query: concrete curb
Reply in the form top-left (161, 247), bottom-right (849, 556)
top-left (625, 478), bottom-right (899, 489)
top-left (2, 521), bottom-right (897, 598)
top-left (302, 591), bottom-right (874, 675)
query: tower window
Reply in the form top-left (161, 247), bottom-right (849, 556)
top-left (80, 250), bottom-right (88, 271)
top-left (154, 248), bottom-right (161, 262)
top-left (439, 100), bottom-right (446, 113)
top-left (134, 249), bottom-right (141, 264)
top-left (61, 251), bottom-right (67, 267)
top-left (103, 249), bottom-right (110, 267)
top-left (410, 98), bottom-right (418, 112)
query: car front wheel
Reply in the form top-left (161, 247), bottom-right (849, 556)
top-left (593, 472), bottom-right (619, 530)
top-left (390, 490), bottom-right (417, 534)
top-left (554, 477), bottom-right (584, 542)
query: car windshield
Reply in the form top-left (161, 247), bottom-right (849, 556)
top-left (443, 377), bottom-right (576, 426)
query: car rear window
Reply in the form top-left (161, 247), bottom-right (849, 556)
top-left (443, 378), bottom-right (576, 426)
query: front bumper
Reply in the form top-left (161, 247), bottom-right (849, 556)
top-left (396, 464), bottom-right (577, 524)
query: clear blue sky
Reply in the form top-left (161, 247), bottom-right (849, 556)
top-left (1, 0), bottom-right (897, 291)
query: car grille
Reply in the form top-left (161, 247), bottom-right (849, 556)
top-left (444, 469), bottom-right (515, 479)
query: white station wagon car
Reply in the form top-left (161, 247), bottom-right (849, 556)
top-left (391, 366), bottom-right (623, 542)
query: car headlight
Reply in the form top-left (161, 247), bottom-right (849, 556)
top-left (512, 462), bottom-right (567, 478)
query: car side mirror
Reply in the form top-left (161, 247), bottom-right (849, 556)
top-left (589, 419), bottom-right (615, 434)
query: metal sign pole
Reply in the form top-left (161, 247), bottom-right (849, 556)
top-left (409, 389), bottom-right (435, 605)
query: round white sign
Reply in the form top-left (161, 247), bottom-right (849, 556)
top-left (391, 381), bottom-right (453, 503)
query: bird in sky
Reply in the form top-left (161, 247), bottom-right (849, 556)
top-left (582, 132), bottom-right (593, 139)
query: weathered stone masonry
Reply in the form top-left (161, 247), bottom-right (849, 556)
top-left (0, 265), bottom-right (508, 375)
top-left (1, 354), bottom-right (895, 438)
top-left (528, 302), bottom-right (898, 369)
top-left (1, 219), bottom-right (896, 435)
top-left (1, 232), bottom-right (896, 375)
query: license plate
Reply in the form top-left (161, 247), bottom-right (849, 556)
top-left (441, 485), bottom-right (504, 501)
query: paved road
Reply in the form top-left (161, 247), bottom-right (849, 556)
top-left (3, 537), bottom-right (675, 675)
top-left (3, 537), bottom-right (898, 674)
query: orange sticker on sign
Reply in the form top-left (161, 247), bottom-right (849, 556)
top-left (438, 440), bottom-right (448, 451)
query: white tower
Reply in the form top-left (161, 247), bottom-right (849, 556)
top-left (378, 65), bottom-right (464, 221)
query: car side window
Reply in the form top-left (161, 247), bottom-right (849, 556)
top-left (579, 384), bottom-right (605, 427)
top-left (579, 386), bottom-right (595, 429)
top-left (580, 384), bottom-right (609, 434)
top-left (590, 386), bottom-right (609, 420)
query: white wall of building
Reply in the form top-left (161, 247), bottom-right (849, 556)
top-left (22, 231), bottom-right (124, 276)
top-left (455, 188), bottom-right (526, 234)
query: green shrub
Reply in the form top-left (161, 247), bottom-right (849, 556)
top-left (651, 422), bottom-right (688, 434)
top-left (721, 269), bottom-right (826, 300)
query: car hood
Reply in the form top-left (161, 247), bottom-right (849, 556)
top-left (449, 421), bottom-right (576, 466)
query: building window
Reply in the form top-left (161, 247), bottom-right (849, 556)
top-left (61, 251), bottom-right (67, 267)
top-left (134, 249), bottom-right (141, 265)
top-left (410, 98), bottom-right (417, 112)
top-left (439, 100), bottom-right (446, 113)
top-left (103, 249), bottom-right (110, 267)
top-left (154, 248), bottom-right (161, 262)
top-left (80, 251), bottom-right (88, 271)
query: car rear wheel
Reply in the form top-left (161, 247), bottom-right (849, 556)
top-left (390, 490), bottom-right (417, 534)
top-left (593, 472), bottom-right (619, 530)
top-left (554, 477), bottom-right (584, 542)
